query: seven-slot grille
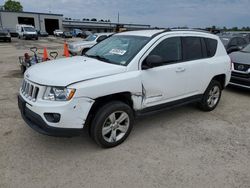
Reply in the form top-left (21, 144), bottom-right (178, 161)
top-left (234, 63), bottom-right (250, 72)
top-left (21, 79), bottom-right (39, 101)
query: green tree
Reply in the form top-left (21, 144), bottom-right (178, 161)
top-left (4, 0), bottom-right (23, 12)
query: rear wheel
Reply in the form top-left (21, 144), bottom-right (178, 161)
top-left (199, 80), bottom-right (222, 111)
top-left (90, 101), bottom-right (134, 148)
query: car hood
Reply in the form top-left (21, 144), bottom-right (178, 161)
top-left (24, 56), bottom-right (126, 86)
top-left (24, 31), bottom-right (37, 35)
top-left (69, 40), bottom-right (96, 47)
top-left (230, 51), bottom-right (250, 65)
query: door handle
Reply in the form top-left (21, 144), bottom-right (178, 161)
top-left (176, 67), bottom-right (186, 73)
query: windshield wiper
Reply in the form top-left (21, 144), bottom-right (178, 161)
top-left (85, 54), bottom-right (112, 63)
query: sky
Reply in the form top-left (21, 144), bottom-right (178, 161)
top-left (1, 0), bottom-right (250, 28)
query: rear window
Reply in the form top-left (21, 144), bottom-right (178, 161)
top-left (205, 38), bottom-right (218, 57)
top-left (182, 37), bottom-right (203, 61)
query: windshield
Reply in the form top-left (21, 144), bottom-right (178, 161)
top-left (85, 35), bottom-right (150, 66)
top-left (24, 27), bottom-right (35, 32)
top-left (85, 34), bottom-right (97, 41)
top-left (241, 44), bottom-right (250, 53)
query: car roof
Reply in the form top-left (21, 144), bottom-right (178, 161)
top-left (116, 29), bottom-right (217, 39)
top-left (94, 32), bottom-right (114, 36)
top-left (116, 30), bottom-right (165, 37)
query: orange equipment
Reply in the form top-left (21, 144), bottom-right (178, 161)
top-left (63, 42), bottom-right (70, 57)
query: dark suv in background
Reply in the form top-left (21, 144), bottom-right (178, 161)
top-left (0, 29), bottom-right (11, 42)
top-left (220, 36), bottom-right (248, 54)
top-left (229, 44), bottom-right (250, 89)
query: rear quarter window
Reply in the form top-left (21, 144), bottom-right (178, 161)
top-left (205, 38), bottom-right (218, 57)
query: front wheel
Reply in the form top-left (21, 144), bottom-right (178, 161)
top-left (199, 80), bottom-right (222, 111)
top-left (90, 101), bottom-right (134, 148)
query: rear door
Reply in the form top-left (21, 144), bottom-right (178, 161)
top-left (181, 36), bottom-right (208, 95)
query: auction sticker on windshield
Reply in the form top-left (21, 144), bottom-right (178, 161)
top-left (109, 49), bottom-right (126, 55)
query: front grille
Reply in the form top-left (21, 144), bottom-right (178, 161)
top-left (232, 71), bottom-right (250, 79)
top-left (21, 79), bottom-right (40, 102)
top-left (0, 33), bottom-right (7, 36)
top-left (234, 63), bottom-right (250, 72)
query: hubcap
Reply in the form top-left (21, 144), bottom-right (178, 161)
top-left (102, 111), bottom-right (130, 143)
top-left (207, 85), bottom-right (220, 108)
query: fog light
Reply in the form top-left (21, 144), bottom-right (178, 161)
top-left (44, 113), bottom-right (61, 123)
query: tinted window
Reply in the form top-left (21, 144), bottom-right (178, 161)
top-left (205, 38), bottom-right (218, 57)
top-left (229, 38), bottom-right (237, 46)
top-left (237, 38), bottom-right (247, 45)
top-left (149, 37), bottom-right (182, 64)
top-left (182, 37), bottom-right (203, 61)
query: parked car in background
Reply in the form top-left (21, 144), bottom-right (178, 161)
top-left (53, 29), bottom-right (63, 37)
top-left (3, 28), bottom-right (18, 37)
top-left (18, 30), bottom-right (231, 148)
top-left (0, 29), bottom-right (11, 42)
top-left (38, 31), bottom-right (49, 37)
top-left (72, 29), bottom-right (83, 37)
top-left (62, 31), bottom-right (73, 38)
top-left (220, 36), bottom-right (248, 54)
top-left (229, 44), bottom-right (250, 89)
top-left (82, 30), bottom-right (92, 38)
top-left (16, 24), bottom-right (38, 40)
top-left (68, 33), bottom-right (113, 55)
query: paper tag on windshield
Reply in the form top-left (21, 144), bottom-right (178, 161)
top-left (109, 49), bottom-right (126, 55)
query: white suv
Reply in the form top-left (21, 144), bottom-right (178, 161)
top-left (18, 29), bottom-right (231, 148)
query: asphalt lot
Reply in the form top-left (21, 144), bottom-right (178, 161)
top-left (0, 37), bottom-right (250, 188)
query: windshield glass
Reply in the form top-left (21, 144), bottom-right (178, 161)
top-left (241, 44), bottom-right (250, 52)
top-left (85, 34), bottom-right (97, 41)
top-left (85, 35), bottom-right (150, 66)
top-left (24, 27), bottom-right (35, 32)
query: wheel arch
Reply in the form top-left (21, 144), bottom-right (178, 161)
top-left (85, 92), bottom-right (134, 133)
top-left (211, 74), bottom-right (226, 89)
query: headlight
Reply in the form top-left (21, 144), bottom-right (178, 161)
top-left (43, 87), bottom-right (76, 101)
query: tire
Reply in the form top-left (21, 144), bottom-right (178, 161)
top-left (199, 80), bottom-right (222, 111)
top-left (90, 101), bottom-right (134, 148)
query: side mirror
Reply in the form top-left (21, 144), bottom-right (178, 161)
top-left (142, 55), bottom-right (163, 70)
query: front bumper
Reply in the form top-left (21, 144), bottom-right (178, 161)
top-left (18, 95), bottom-right (84, 136)
top-left (24, 34), bottom-right (37, 39)
top-left (68, 48), bottom-right (81, 56)
top-left (229, 71), bottom-right (250, 89)
top-left (0, 36), bottom-right (11, 40)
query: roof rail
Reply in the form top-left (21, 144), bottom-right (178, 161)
top-left (170, 28), bottom-right (211, 34)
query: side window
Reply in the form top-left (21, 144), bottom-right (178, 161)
top-left (237, 38), bottom-right (247, 45)
top-left (205, 38), bottom-right (218, 57)
top-left (149, 37), bottom-right (182, 64)
top-left (182, 37), bottom-right (203, 61)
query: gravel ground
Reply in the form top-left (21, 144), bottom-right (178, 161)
top-left (0, 38), bottom-right (250, 188)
